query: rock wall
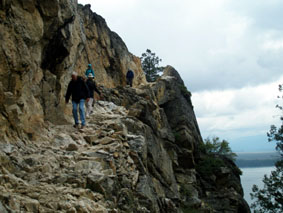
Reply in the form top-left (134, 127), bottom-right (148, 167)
top-left (0, 0), bottom-right (146, 141)
top-left (0, 1), bottom-right (250, 212)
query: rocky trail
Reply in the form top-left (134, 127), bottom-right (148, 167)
top-left (0, 70), bottom-right (251, 213)
top-left (0, 101), bottom-right (149, 213)
top-left (0, 68), bottom-right (251, 213)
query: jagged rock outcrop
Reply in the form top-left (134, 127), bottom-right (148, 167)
top-left (101, 67), bottom-right (250, 212)
top-left (0, 1), bottom-right (250, 213)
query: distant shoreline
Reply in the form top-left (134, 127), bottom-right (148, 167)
top-left (236, 151), bottom-right (279, 154)
top-left (235, 152), bottom-right (280, 168)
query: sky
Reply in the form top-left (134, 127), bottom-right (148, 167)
top-left (78, 0), bottom-right (283, 152)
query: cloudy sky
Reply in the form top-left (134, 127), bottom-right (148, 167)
top-left (78, 0), bottom-right (283, 152)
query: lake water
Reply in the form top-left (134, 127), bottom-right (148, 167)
top-left (240, 166), bottom-right (275, 206)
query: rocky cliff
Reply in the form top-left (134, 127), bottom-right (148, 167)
top-left (0, 1), bottom-right (250, 212)
top-left (0, 0), bottom-right (146, 141)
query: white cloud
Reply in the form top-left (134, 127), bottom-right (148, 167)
top-left (192, 78), bottom-right (283, 140)
top-left (263, 40), bottom-right (283, 50)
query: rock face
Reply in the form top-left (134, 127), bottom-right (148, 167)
top-left (0, 0), bottom-right (146, 141)
top-left (101, 67), bottom-right (250, 212)
top-left (0, 1), bottom-right (250, 213)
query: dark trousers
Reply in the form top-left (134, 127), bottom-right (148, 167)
top-left (126, 78), bottom-right (133, 87)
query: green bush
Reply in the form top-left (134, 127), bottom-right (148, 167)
top-left (197, 137), bottom-right (242, 177)
top-left (182, 207), bottom-right (200, 213)
top-left (196, 155), bottom-right (226, 176)
top-left (200, 137), bottom-right (237, 161)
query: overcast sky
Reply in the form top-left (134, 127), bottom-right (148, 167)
top-left (78, 0), bottom-right (283, 152)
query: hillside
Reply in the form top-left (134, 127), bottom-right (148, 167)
top-left (236, 152), bottom-right (280, 168)
top-left (0, 1), bottom-right (250, 212)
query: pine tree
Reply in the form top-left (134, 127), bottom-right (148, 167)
top-left (141, 49), bottom-right (164, 82)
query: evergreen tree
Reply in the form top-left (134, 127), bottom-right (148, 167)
top-left (141, 49), bottom-right (164, 82)
top-left (251, 84), bottom-right (283, 213)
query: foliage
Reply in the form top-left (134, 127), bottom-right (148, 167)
top-left (140, 49), bottom-right (164, 82)
top-left (196, 155), bottom-right (226, 176)
top-left (200, 137), bottom-right (237, 161)
top-left (197, 137), bottom-right (243, 187)
top-left (179, 85), bottom-right (192, 104)
top-left (173, 131), bottom-right (181, 142)
top-left (179, 85), bottom-right (191, 96)
top-left (197, 137), bottom-right (238, 176)
top-left (267, 85), bottom-right (283, 157)
top-left (251, 161), bottom-right (283, 212)
top-left (251, 84), bottom-right (283, 213)
top-left (182, 207), bottom-right (201, 213)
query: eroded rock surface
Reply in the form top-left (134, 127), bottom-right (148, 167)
top-left (0, 100), bottom-right (175, 212)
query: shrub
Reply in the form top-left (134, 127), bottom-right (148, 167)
top-left (197, 137), bottom-right (240, 177)
top-left (200, 137), bottom-right (237, 161)
top-left (196, 155), bottom-right (226, 176)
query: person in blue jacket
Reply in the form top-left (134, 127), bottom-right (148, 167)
top-left (85, 64), bottom-right (95, 78)
top-left (126, 69), bottom-right (134, 87)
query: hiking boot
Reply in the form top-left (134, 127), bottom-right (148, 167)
top-left (73, 124), bottom-right (79, 128)
top-left (80, 125), bottom-right (85, 129)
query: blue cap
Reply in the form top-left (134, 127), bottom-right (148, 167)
top-left (88, 64), bottom-right (92, 67)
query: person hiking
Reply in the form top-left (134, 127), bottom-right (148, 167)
top-left (85, 64), bottom-right (95, 78)
top-left (126, 69), bottom-right (134, 87)
top-left (65, 72), bottom-right (90, 129)
top-left (85, 73), bottom-right (101, 118)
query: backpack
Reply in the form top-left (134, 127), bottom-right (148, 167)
top-left (127, 70), bottom-right (134, 78)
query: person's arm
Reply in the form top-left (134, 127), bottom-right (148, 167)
top-left (84, 81), bottom-right (90, 99)
top-left (65, 82), bottom-right (72, 103)
top-left (87, 81), bottom-right (94, 93)
top-left (85, 69), bottom-right (89, 78)
top-left (93, 81), bottom-right (101, 95)
top-left (91, 69), bottom-right (95, 77)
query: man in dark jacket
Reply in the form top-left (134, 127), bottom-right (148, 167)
top-left (126, 69), bottom-right (134, 87)
top-left (85, 73), bottom-right (101, 117)
top-left (65, 72), bottom-right (90, 129)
